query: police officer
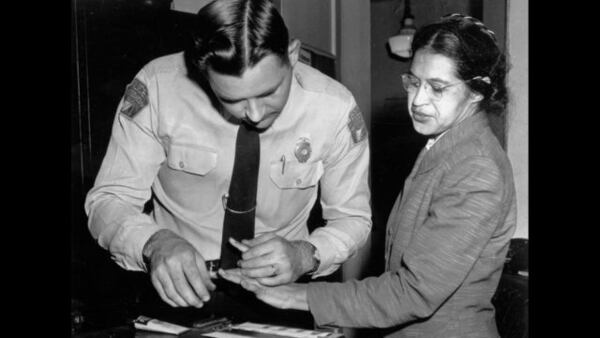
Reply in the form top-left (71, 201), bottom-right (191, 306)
top-left (84, 0), bottom-right (371, 321)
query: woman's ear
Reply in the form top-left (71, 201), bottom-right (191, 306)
top-left (287, 39), bottom-right (301, 67)
top-left (470, 76), bottom-right (491, 103)
top-left (470, 91), bottom-right (484, 103)
top-left (473, 76), bottom-right (491, 84)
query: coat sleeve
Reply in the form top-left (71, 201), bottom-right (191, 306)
top-left (84, 69), bottom-right (166, 272)
top-left (307, 155), bottom-right (508, 328)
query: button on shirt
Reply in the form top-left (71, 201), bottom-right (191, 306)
top-left (84, 52), bottom-right (372, 277)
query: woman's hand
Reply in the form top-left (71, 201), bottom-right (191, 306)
top-left (218, 268), bottom-right (309, 311)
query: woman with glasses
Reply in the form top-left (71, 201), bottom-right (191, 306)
top-left (220, 13), bottom-right (516, 338)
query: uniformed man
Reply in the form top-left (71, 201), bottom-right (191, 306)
top-left (84, 0), bottom-right (371, 324)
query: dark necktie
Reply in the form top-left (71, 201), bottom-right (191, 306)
top-left (219, 123), bottom-right (260, 269)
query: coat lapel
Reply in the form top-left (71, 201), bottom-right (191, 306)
top-left (384, 113), bottom-right (491, 268)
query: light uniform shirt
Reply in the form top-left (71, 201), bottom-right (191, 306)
top-left (84, 52), bottom-right (372, 278)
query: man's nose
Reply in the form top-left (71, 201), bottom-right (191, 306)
top-left (245, 99), bottom-right (265, 123)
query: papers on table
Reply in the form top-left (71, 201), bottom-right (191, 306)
top-left (202, 322), bottom-right (342, 338)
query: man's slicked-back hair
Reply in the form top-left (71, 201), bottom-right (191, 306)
top-left (185, 0), bottom-right (290, 77)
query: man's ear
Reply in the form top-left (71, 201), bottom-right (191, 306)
top-left (287, 39), bottom-right (301, 67)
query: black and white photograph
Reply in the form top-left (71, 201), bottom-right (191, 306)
top-left (71, 0), bottom-right (529, 337)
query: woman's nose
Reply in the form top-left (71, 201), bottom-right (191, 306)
top-left (412, 83), bottom-right (430, 106)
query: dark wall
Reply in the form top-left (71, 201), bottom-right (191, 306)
top-left (370, 0), bottom-right (474, 117)
top-left (71, 0), bottom-right (199, 331)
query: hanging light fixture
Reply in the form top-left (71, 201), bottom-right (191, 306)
top-left (388, 0), bottom-right (416, 59)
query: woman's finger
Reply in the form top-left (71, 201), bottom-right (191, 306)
top-left (241, 232), bottom-right (277, 247)
top-left (240, 263), bottom-right (278, 278)
top-left (256, 274), bottom-right (287, 286)
top-left (229, 238), bottom-right (249, 253)
top-left (218, 268), bottom-right (243, 284)
top-left (240, 278), bottom-right (261, 292)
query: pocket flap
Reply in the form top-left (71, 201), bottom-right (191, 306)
top-left (167, 144), bottom-right (218, 176)
top-left (269, 160), bottom-right (323, 189)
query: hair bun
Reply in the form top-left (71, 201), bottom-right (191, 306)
top-left (441, 13), bottom-right (496, 43)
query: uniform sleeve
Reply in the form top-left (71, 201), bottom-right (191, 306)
top-left (307, 156), bottom-right (507, 327)
top-left (84, 69), bottom-right (166, 272)
top-left (308, 97), bottom-right (372, 277)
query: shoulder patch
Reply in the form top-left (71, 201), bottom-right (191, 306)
top-left (120, 78), bottom-right (148, 118)
top-left (347, 105), bottom-right (368, 144)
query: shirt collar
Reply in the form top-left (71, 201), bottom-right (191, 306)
top-left (424, 130), bottom-right (449, 150)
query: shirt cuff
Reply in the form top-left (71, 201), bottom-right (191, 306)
top-left (105, 217), bottom-right (163, 272)
top-left (307, 234), bottom-right (341, 277)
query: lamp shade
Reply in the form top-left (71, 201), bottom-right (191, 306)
top-left (389, 1), bottom-right (416, 59)
top-left (388, 31), bottom-right (414, 58)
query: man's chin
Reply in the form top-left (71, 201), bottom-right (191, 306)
top-left (247, 117), bottom-right (278, 132)
top-left (244, 122), bottom-right (270, 133)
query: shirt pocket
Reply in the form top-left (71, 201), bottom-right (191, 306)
top-left (269, 159), bottom-right (323, 189)
top-left (167, 143), bottom-right (218, 176)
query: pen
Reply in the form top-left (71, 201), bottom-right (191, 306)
top-left (280, 155), bottom-right (286, 174)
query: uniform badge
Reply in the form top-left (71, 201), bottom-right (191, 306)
top-left (120, 78), bottom-right (148, 118)
top-left (347, 105), bottom-right (367, 144)
top-left (294, 137), bottom-right (312, 163)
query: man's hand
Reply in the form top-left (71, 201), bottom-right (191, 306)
top-left (218, 269), bottom-right (309, 311)
top-left (230, 233), bottom-right (316, 286)
top-left (143, 229), bottom-right (216, 308)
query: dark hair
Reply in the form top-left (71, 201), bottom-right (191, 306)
top-left (184, 0), bottom-right (289, 77)
top-left (411, 13), bottom-right (508, 116)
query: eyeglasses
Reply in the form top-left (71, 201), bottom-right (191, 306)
top-left (401, 73), bottom-right (471, 101)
